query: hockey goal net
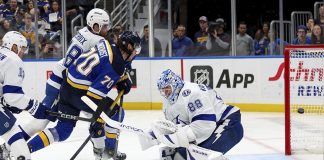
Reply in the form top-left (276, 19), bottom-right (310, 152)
top-left (284, 45), bottom-right (324, 155)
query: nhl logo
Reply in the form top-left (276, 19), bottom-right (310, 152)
top-left (194, 69), bottom-right (210, 85)
top-left (190, 66), bottom-right (213, 88)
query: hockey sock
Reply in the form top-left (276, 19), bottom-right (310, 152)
top-left (27, 130), bottom-right (51, 152)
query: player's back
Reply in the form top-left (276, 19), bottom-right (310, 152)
top-left (64, 27), bottom-right (105, 68)
top-left (0, 47), bottom-right (24, 99)
top-left (0, 48), bottom-right (22, 84)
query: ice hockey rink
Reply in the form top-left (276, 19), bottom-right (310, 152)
top-left (7, 111), bottom-right (323, 160)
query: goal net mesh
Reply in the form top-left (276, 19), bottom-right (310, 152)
top-left (286, 47), bottom-right (324, 154)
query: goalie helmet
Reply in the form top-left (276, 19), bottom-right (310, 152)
top-left (86, 8), bottom-right (111, 34)
top-left (157, 69), bottom-right (184, 105)
top-left (2, 31), bottom-right (28, 54)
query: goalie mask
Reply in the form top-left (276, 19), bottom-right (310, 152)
top-left (157, 69), bottom-right (184, 105)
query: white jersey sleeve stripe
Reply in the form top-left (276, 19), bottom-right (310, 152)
top-left (88, 87), bottom-right (106, 98)
top-left (3, 85), bottom-right (24, 94)
top-left (47, 79), bottom-right (61, 90)
top-left (192, 114), bottom-right (216, 122)
top-left (49, 73), bottom-right (63, 84)
top-left (219, 106), bottom-right (239, 121)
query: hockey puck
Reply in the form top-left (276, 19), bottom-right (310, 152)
top-left (297, 108), bottom-right (304, 114)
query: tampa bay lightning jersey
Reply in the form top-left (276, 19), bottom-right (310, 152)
top-left (47, 27), bottom-right (105, 91)
top-left (66, 39), bottom-right (125, 99)
top-left (0, 47), bottom-right (31, 109)
top-left (162, 82), bottom-right (239, 144)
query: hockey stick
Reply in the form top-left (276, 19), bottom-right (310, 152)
top-left (112, 93), bottom-right (124, 160)
top-left (46, 110), bottom-right (92, 122)
top-left (81, 96), bottom-right (226, 160)
top-left (70, 91), bottom-right (124, 160)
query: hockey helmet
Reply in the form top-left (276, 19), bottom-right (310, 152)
top-left (86, 8), bottom-right (111, 34)
top-left (2, 31), bottom-right (28, 55)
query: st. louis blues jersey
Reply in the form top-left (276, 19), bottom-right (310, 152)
top-left (66, 39), bottom-right (125, 100)
top-left (0, 48), bottom-right (31, 109)
top-left (162, 82), bottom-right (239, 144)
top-left (44, 27), bottom-right (106, 107)
top-left (47, 27), bottom-right (105, 92)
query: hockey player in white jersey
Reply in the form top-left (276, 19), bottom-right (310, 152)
top-left (147, 69), bottom-right (243, 159)
top-left (0, 31), bottom-right (48, 160)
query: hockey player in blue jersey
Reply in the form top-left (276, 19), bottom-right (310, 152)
top-left (143, 69), bottom-right (243, 160)
top-left (27, 31), bottom-right (141, 160)
top-left (0, 31), bottom-right (49, 160)
top-left (11, 8), bottom-right (127, 159)
top-left (18, 8), bottom-right (111, 137)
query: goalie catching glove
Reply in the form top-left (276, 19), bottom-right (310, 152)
top-left (151, 119), bottom-right (196, 148)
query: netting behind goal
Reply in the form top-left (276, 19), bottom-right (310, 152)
top-left (284, 45), bottom-right (324, 155)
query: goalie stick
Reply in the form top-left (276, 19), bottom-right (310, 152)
top-left (81, 96), bottom-right (227, 160)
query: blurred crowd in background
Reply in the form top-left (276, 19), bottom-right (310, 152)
top-left (0, 0), bottom-right (323, 58)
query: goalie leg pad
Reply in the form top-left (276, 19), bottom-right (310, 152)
top-left (200, 111), bottom-right (243, 154)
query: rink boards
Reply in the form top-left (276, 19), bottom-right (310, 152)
top-left (23, 57), bottom-right (287, 112)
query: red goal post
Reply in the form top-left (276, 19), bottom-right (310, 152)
top-left (284, 44), bottom-right (324, 155)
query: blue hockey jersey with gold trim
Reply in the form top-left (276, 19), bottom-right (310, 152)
top-left (66, 39), bottom-right (125, 100)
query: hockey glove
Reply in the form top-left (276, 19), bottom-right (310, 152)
top-left (152, 124), bottom-right (196, 148)
top-left (116, 78), bottom-right (132, 95)
top-left (89, 118), bottom-right (105, 135)
top-left (25, 99), bottom-right (48, 119)
top-left (42, 95), bottom-right (59, 122)
top-left (0, 97), bottom-right (23, 114)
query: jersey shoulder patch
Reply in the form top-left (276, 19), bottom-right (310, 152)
top-left (182, 89), bottom-right (191, 97)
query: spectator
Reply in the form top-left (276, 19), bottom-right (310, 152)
top-left (0, 0), bottom-right (6, 21)
top-left (236, 21), bottom-right (254, 56)
top-left (172, 24), bottom-right (194, 57)
top-left (194, 16), bottom-right (208, 54)
top-left (254, 29), bottom-right (269, 55)
top-left (40, 37), bottom-right (58, 58)
top-left (261, 22), bottom-right (270, 40)
top-left (311, 24), bottom-right (324, 44)
top-left (48, 0), bottom-right (62, 32)
top-left (19, 12), bottom-right (37, 54)
top-left (269, 31), bottom-right (288, 55)
top-left (2, 0), bottom-right (20, 21)
top-left (292, 25), bottom-right (311, 45)
top-left (315, 5), bottom-right (324, 29)
top-left (206, 18), bottom-right (231, 56)
top-left (306, 18), bottom-right (314, 38)
top-left (0, 19), bottom-right (14, 44)
top-left (37, 0), bottom-right (50, 20)
top-left (165, 25), bottom-right (178, 56)
top-left (139, 24), bottom-right (162, 57)
top-left (25, 0), bottom-right (35, 17)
